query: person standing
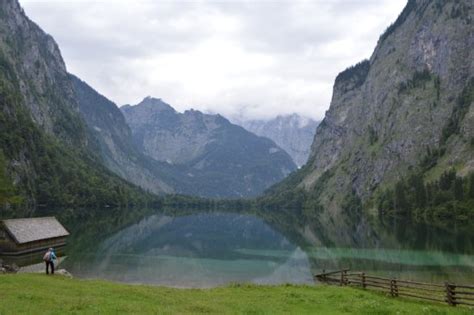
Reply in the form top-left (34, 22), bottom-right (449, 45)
top-left (43, 248), bottom-right (57, 275)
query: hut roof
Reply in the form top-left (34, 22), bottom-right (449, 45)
top-left (1, 217), bottom-right (69, 244)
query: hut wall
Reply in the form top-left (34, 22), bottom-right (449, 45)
top-left (16, 236), bottom-right (67, 252)
top-left (0, 234), bottom-right (67, 254)
top-left (0, 227), bottom-right (16, 252)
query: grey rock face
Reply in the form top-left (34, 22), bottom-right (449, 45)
top-left (234, 114), bottom-right (319, 167)
top-left (71, 78), bottom-right (298, 198)
top-left (122, 98), bottom-right (297, 197)
top-left (122, 97), bottom-right (220, 165)
top-left (71, 76), bottom-right (175, 194)
top-left (0, 0), bottom-right (95, 210)
top-left (0, 0), bottom-right (86, 146)
top-left (288, 0), bottom-right (473, 214)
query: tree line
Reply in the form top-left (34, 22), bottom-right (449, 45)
top-left (377, 170), bottom-right (474, 223)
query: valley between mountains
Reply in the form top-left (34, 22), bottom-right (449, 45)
top-left (0, 0), bottom-right (473, 228)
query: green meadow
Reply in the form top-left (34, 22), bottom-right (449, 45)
top-left (0, 274), bottom-right (472, 314)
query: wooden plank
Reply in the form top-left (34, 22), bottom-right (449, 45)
top-left (456, 291), bottom-right (474, 296)
top-left (397, 292), bottom-right (445, 303)
top-left (365, 282), bottom-right (391, 291)
top-left (394, 279), bottom-right (445, 288)
top-left (364, 275), bottom-right (393, 281)
top-left (397, 288), bottom-right (444, 297)
top-left (364, 278), bottom-right (392, 286)
top-left (396, 283), bottom-right (445, 293)
top-left (315, 269), bottom-right (350, 277)
top-left (455, 284), bottom-right (474, 289)
top-left (363, 277), bottom-right (444, 288)
top-left (456, 295), bottom-right (474, 302)
top-left (456, 301), bottom-right (474, 306)
top-left (397, 291), bottom-right (444, 300)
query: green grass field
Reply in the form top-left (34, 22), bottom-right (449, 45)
top-left (0, 274), bottom-right (471, 314)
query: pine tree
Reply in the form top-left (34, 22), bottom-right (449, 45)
top-left (439, 169), bottom-right (456, 191)
top-left (469, 172), bottom-right (474, 199)
top-left (453, 177), bottom-right (464, 201)
top-left (411, 175), bottom-right (427, 209)
top-left (394, 181), bottom-right (409, 213)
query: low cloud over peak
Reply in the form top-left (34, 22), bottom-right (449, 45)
top-left (20, 0), bottom-right (407, 120)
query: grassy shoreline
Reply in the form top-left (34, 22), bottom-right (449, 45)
top-left (0, 274), bottom-right (472, 314)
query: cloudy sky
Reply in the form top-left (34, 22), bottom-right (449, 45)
top-left (20, 0), bottom-right (406, 120)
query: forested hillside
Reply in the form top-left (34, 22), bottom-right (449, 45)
top-left (0, 0), bottom-right (155, 217)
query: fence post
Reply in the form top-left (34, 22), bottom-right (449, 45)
top-left (390, 279), bottom-right (398, 297)
top-left (361, 273), bottom-right (366, 289)
top-left (339, 270), bottom-right (348, 286)
top-left (445, 282), bottom-right (456, 306)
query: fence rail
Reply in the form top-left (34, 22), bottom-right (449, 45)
top-left (314, 269), bottom-right (474, 307)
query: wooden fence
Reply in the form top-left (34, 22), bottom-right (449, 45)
top-left (315, 269), bottom-right (474, 307)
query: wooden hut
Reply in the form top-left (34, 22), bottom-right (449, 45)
top-left (0, 217), bottom-right (69, 255)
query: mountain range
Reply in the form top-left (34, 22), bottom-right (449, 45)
top-left (0, 0), bottom-right (300, 214)
top-left (1, 0), bottom-right (473, 226)
top-left (233, 114), bottom-right (319, 167)
top-left (121, 97), bottom-right (296, 197)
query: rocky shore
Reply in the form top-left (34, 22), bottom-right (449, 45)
top-left (0, 259), bottom-right (72, 277)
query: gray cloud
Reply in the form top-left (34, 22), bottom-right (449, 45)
top-left (20, 0), bottom-right (407, 120)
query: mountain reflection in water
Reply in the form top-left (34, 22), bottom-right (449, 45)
top-left (65, 213), bottom-right (314, 287)
top-left (62, 208), bottom-right (474, 287)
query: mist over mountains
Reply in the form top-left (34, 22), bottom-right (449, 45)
top-left (232, 114), bottom-right (319, 167)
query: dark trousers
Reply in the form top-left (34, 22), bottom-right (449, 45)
top-left (45, 261), bottom-right (54, 274)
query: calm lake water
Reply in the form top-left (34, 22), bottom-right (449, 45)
top-left (64, 213), bottom-right (313, 287)
top-left (60, 210), bottom-right (474, 288)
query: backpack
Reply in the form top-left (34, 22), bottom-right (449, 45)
top-left (43, 251), bottom-right (51, 262)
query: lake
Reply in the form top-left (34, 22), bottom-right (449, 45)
top-left (64, 213), bottom-right (314, 287)
top-left (60, 209), bottom-right (474, 288)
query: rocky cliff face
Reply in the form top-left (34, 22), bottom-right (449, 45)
top-left (0, 0), bottom-right (156, 214)
top-left (122, 98), bottom-right (297, 197)
top-left (282, 0), bottom-right (473, 216)
top-left (70, 75), bottom-right (176, 194)
top-left (0, 0), bottom-right (87, 146)
top-left (234, 114), bottom-right (319, 167)
top-left (122, 97), bottom-right (219, 165)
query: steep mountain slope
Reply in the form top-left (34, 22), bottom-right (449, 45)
top-left (70, 75), bottom-right (177, 194)
top-left (0, 0), bottom-right (154, 216)
top-left (268, 0), bottom-right (473, 221)
top-left (233, 114), bottom-right (319, 167)
top-left (122, 98), bottom-right (297, 197)
top-left (0, 0), bottom-right (86, 146)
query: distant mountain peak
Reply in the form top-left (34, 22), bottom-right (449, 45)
top-left (121, 100), bottom-right (297, 197)
top-left (233, 113), bottom-right (319, 167)
top-left (136, 97), bottom-right (176, 113)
